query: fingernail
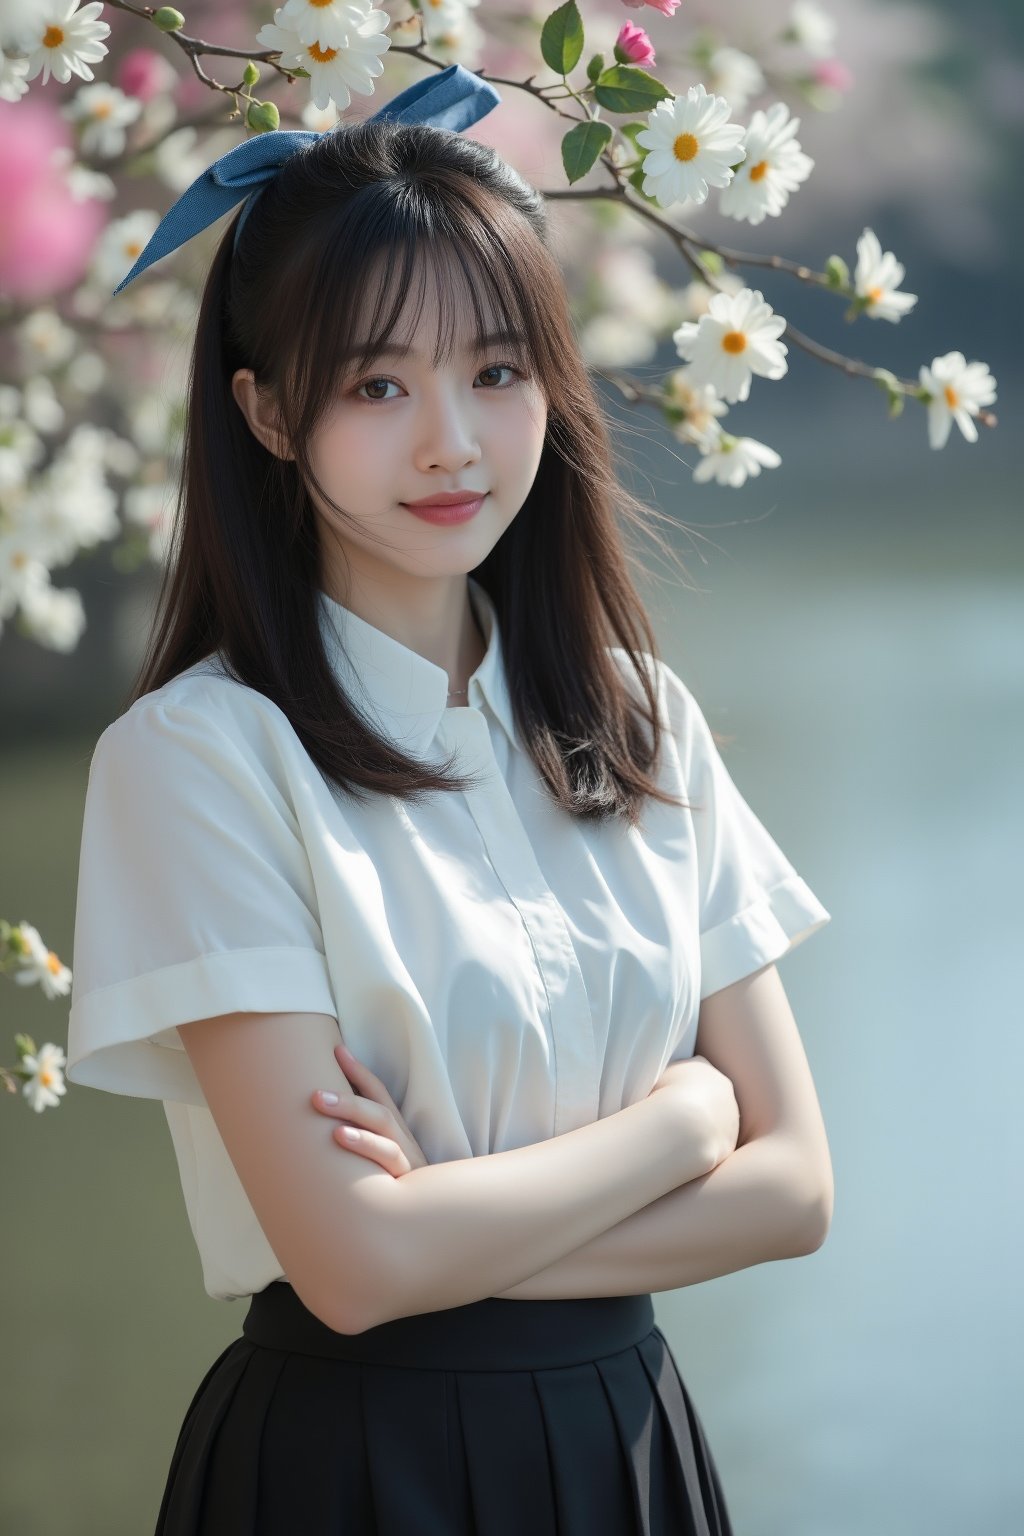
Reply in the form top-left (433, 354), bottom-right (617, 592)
top-left (318, 1091), bottom-right (339, 1105)
top-left (337, 1043), bottom-right (352, 1057)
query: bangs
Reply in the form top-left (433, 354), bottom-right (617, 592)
top-left (280, 188), bottom-right (558, 441)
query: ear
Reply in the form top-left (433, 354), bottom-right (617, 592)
top-left (231, 368), bottom-right (294, 461)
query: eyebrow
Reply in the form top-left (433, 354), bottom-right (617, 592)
top-left (343, 330), bottom-right (527, 364)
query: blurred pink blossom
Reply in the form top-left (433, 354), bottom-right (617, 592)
top-left (117, 47), bottom-right (178, 102)
top-left (615, 22), bottom-right (657, 67)
top-left (812, 57), bottom-right (854, 93)
top-left (619, 0), bottom-right (682, 16)
top-left (0, 100), bottom-right (105, 301)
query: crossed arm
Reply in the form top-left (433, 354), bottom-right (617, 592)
top-left (491, 962), bottom-right (834, 1300)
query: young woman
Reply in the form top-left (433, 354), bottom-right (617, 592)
top-left (66, 65), bottom-right (833, 1536)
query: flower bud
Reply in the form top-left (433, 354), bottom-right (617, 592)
top-left (153, 7), bottom-right (185, 31)
top-left (824, 255), bottom-right (850, 289)
top-left (243, 60), bottom-right (260, 88)
top-left (247, 100), bottom-right (280, 134)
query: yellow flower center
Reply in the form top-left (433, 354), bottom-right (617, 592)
top-left (721, 331), bottom-right (747, 354)
top-left (748, 160), bottom-right (769, 182)
top-left (866, 285), bottom-right (884, 304)
top-left (13, 550), bottom-right (27, 568)
top-left (94, 102), bottom-right (112, 118)
top-left (309, 0), bottom-right (335, 6)
top-left (673, 133), bottom-right (699, 163)
top-left (47, 951), bottom-right (61, 974)
top-left (43, 26), bottom-right (64, 49)
top-left (125, 241), bottom-right (142, 257)
top-left (40, 1069), bottom-right (54, 1087)
top-left (944, 384), bottom-right (959, 409)
top-left (308, 43), bottom-right (339, 63)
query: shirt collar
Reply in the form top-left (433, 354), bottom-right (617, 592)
top-left (316, 576), bottom-right (519, 759)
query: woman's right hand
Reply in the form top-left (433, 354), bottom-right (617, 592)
top-left (649, 1055), bottom-right (741, 1174)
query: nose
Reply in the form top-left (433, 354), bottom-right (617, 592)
top-left (413, 380), bottom-right (483, 474)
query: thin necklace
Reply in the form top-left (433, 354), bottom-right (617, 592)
top-left (447, 606), bottom-right (484, 701)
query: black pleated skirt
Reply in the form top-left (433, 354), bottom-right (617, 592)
top-left (154, 1279), bottom-right (733, 1535)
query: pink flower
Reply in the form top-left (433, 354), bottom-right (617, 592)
top-left (812, 58), bottom-right (854, 93)
top-left (615, 22), bottom-right (656, 67)
top-left (0, 99), bottom-right (105, 300)
top-left (117, 47), bottom-right (178, 103)
top-left (620, 0), bottom-right (682, 16)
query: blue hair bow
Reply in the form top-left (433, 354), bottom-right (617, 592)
top-left (111, 63), bottom-right (501, 297)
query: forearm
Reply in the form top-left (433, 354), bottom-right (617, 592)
top-left (354, 1091), bottom-right (717, 1330)
top-left (490, 1132), bottom-right (831, 1301)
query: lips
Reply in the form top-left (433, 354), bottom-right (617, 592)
top-left (401, 493), bottom-right (487, 525)
top-left (401, 491), bottom-right (488, 508)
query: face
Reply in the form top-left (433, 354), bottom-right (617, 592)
top-left (233, 250), bottom-right (548, 613)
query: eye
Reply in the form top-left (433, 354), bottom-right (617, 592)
top-left (353, 362), bottom-right (527, 404)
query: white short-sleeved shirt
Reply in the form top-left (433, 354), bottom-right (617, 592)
top-left (66, 576), bottom-right (831, 1301)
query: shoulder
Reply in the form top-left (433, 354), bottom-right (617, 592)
top-left (606, 645), bottom-right (707, 746)
top-left (95, 658), bottom-right (297, 773)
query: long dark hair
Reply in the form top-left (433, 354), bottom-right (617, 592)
top-left (127, 116), bottom-right (700, 827)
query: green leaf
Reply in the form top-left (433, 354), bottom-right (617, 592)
top-left (593, 65), bottom-right (672, 115)
top-left (540, 1), bottom-right (584, 77)
top-left (586, 53), bottom-right (605, 84)
top-left (561, 119), bottom-right (613, 184)
top-left (619, 121), bottom-right (648, 151)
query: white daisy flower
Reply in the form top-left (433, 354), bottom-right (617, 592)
top-left (0, 539), bottom-right (50, 622)
top-left (8, 919), bottom-right (73, 997)
top-left (43, 442), bottom-right (121, 552)
top-left (705, 47), bottom-right (765, 119)
top-left (854, 227), bottom-right (918, 323)
top-left (276, 0), bottom-right (375, 50)
top-left (0, 46), bottom-right (31, 101)
top-left (123, 480), bottom-right (173, 532)
top-left (256, 1), bottom-right (391, 113)
top-left (634, 85), bottom-right (747, 210)
top-left (91, 209), bottom-right (160, 292)
top-left (418, 0), bottom-right (481, 48)
top-left (785, 1), bottom-right (837, 58)
top-left (20, 1042), bottom-right (69, 1112)
top-left (64, 349), bottom-right (107, 395)
top-left (17, 1), bottom-right (110, 88)
top-left (62, 81), bottom-right (141, 157)
top-left (21, 374), bottom-right (65, 434)
top-left (693, 432), bottom-right (782, 487)
top-left (0, 427), bottom-right (45, 492)
top-left (49, 145), bottom-right (116, 201)
top-left (152, 127), bottom-right (212, 194)
top-left (17, 306), bottom-right (77, 370)
top-left (918, 351), bottom-right (997, 450)
top-left (0, 392), bottom-right (46, 484)
top-left (719, 101), bottom-right (814, 225)
top-left (673, 287), bottom-right (789, 404)
top-left (664, 366), bottom-right (730, 451)
top-left (19, 578), bottom-right (86, 651)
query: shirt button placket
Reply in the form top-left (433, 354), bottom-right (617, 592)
top-left (438, 711), bottom-right (601, 1137)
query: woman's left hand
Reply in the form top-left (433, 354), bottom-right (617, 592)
top-left (310, 1042), bottom-right (429, 1177)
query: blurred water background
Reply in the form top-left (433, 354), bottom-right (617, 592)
top-left (2, 0), bottom-right (1022, 1530)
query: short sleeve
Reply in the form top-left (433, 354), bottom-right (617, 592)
top-left (65, 696), bottom-right (337, 1105)
top-left (666, 667), bottom-right (832, 1000)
